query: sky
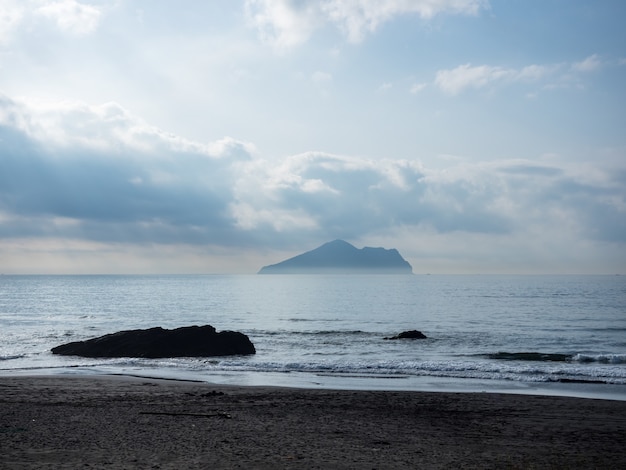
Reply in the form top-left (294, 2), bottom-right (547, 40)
top-left (0, 0), bottom-right (625, 274)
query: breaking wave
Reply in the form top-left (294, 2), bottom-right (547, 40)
top-left (143, 356), bottom-right (626, 385)
top-left (484, 352), bottom-right (626, 364)
top-left (486, 352), bottom-right (571, 362)
top-left (571, 353), bottom-right (626, 364)
top-left (0, 354), bottom-right (25, 361)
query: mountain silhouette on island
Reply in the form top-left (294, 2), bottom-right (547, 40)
top-left (258, 240), bottom-right (413, 274)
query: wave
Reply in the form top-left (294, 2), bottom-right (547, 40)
top-left (178, 357), bottom-right (626, 385)
top-left (285, 318), bottom-right (343, 323)
top-left (484, 352), bottom-right (626, 364)
top-left (549, 378), bottom-right (608, 384)
top-left (3, 354), bottom-right (625, 386)
top-left (251, 329), bottom-right (375, 337)
top-left (571, 353), bottom-right (626, 364)
top-left (0, 354), bottom-right (25, 361)
top-left (486, 352), bottom-right (571, 362)
top-left (587, 327), bottom-right (626, 332)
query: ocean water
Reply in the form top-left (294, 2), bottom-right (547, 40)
top-left (1, 274), bottom-right (625, 399)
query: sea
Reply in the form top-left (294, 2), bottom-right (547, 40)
top-left (1, 274), bottom-right (625, 400)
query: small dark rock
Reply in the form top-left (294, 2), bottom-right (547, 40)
top-left (51, 325), bottom-right (255, 358)
top-left (384, 330), bottom-right (428, 340)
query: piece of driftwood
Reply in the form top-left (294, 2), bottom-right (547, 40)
top-left (139, 411), bottom-right (232, 419)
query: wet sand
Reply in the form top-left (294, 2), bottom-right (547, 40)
top-left (1, 375), bottom-right (625, 469)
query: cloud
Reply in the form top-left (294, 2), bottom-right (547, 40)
top-left (410, 82), bottom-right (427, 94)
top-left (0, 94), bottom-right (624, 272)
top-left (434, 55), bottom-right (606, 95)
top-left (35, 0), bottom-right (102, 35)
top-left (516, 64), bottom-right (554, 81)
top-left (320, 0), bottom-right (488, 43)
top-left (312, 71), bottom-right (332, 83)
top-left (435, 64), bottom-right (511, 95)
top-left (244, 0), bottom-right (322, 51)
top-left (0, 0), bottom-right (24, 44)
top-left (571, 54), bottom-right (602, 73)
top-left (0, 95), bottom-right (255, 247)
top-left (245, 0), bottom-right (489, 50)
top-left (0, 0), bottom-right (103, 42)
top-left (3, 97), bottom-right (255, 159)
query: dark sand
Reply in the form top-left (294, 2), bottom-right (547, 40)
top-left (1, 376), bottom-right (625, 469)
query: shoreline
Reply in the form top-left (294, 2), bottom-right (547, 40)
top-left (2, 375), bottom-right (626, 469)
top-left (5, 367), bottom-right (626, 402)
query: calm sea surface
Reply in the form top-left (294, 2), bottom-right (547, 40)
top-left (1, 274), bottom-right (625, 399)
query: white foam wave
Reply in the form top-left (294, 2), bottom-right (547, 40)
top-left (0, 354), bottom-right (25, 361)
top-left (189, 358), bottom-right (626, 385)
top-left (572, 353), bottom-right (626, 364)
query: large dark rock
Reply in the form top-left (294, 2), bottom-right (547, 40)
top-left (51, 325), bottom-right (255, 358)
top-left (384, 330), bottom-right (428, 340)
top-left (259, 239), bottom-right (413, 274)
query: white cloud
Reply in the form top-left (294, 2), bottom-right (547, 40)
top-left (571, 54), bottom-right (602, 72)
top-left (3, 97), bottom-right (254, 160)
top-left (312, 71), bottom-right (332, 83)
top-left (516, 64), bottom-right (553, 81)
top-left (434, 56), bottom-right (607, 95)
top-left (36, 0), bottom-right (102, 35)
top-left (321, 0), bottom-right (488, 43)
top-left (0, 0), bottom-right (103, 41)
top-left (0, 0), bottom-right (24, 44)
top-left (435, 64), bottom-right (511, 95)
top-left (230, 202), bottom-right (319, 232)
top-left (245, 0), bottom-right (489, 49)
top-left (410, 82), bottom-right (427, 94)
top-left (244, 0), bottom-right (322, 51)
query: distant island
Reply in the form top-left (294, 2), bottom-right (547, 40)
top-left (258, 240), bottom-right (413, 274)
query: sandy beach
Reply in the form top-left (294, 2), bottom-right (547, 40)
top-left (1, 375), bottom-right (625, 469)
